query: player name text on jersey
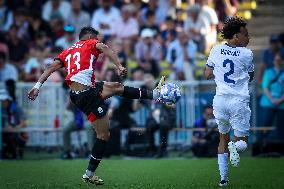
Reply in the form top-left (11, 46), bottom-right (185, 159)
top-left (220, 49), bottom-right (240, 57)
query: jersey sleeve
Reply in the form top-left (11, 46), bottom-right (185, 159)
top-left (89, 39), bottom-right (103, 54)
top-left (245, 50), bottom-right (254, 72)
top-left (55, 51), bottom-right (66, 67)
top-left (206, 47), bottom-right (216, 70)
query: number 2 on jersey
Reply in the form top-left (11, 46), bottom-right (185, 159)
top-left (223, 59), bottom-right (235, 84)
top-left (65, 52), bottom-right (95, 74)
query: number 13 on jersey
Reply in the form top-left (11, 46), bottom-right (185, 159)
top-left (65, 52), bottom-right (95, 74)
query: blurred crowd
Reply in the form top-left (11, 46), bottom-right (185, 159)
top-left (0, 0), bottom-right (243, 83)
top-left (1, 0), bottom-right (284, 159)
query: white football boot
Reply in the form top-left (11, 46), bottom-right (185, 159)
top-left (228, 141), bottom-right (240, 167)
top-left (153, 76), bottom-right (166, 102)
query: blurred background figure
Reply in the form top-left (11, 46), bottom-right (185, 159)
top-left (42, 0), bottom-right (71, 22)
top-left (112, 4), bottom-right (139, 56)
top-left (135, 28), bottom-right (161, 78)
top-left (61, 99), bottom-right (90, 159)
top-left (0, 0), bottom-right (13, 32)
top-left (191, 105), bottom-right (218, 157)
top-left (91, 0), bottom-right (120, 39)
top-left (257, 35), bottom-right (282, 84)
top-left (166, 30), bottom-right (197, 80)
top-left (144, 73), bottom-right (177, 158)
top-left (0, 51), bottom-right (18, 82)
top-left (67, 0), bottom-right (91, 38)
top-left (55, 25), bottom-right (76, 49)
top-left (184, 4), bottom-right (210, 53)
top-left (1, 88), bottom-right (27, 159)
top-left (260, 53), bottom-right (284, 141)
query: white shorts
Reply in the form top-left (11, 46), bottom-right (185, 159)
top-left (213, 95), bottom-right (251, 137)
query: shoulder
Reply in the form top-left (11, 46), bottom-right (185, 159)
top-left (239, 47), bottom-right (253, 58)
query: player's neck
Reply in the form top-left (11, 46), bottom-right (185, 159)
top-left (226, 41), bottom-right (237, 48)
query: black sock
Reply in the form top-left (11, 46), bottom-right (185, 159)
top-left (121, 86), bottom-right (153, 99)
top-left (87, 138), bottom-right (107, 172)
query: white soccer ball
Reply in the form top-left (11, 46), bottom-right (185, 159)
top-left (159, 83), bottom-right (181, 106)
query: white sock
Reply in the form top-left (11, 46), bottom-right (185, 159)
top-left (86, 170), bottom-right (94, 177)
top-left (235, 140), bottom-right (247, 152)
top-left (218, 153), bottom-right (229, 181)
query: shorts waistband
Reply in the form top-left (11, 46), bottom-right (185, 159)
top-left (70, 87), bottom-right (91, 95)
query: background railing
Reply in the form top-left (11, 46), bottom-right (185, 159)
top-left (1, 81), bottom-right (258, 147)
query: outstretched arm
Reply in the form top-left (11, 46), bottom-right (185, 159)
top-left (28, 60), bottom-right (63, 100)
top-left (95, 42), bottom-right (127, 76)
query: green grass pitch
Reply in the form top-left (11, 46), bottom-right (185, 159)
top-left (1, 158), bottom-right (284, 189)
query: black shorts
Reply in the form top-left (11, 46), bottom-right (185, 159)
top-left (70, 82), bottom-right (108, 122)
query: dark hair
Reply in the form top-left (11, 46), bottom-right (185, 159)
top-left (221, 17), bottom-right (247, 40)
top-left (79, 27), bottom-right (99, 40)
top-left (203, 105), bottom-right (213, 111)
top-left (146, 10), bottom-right (155, 19)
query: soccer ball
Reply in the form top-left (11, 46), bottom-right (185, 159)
top-left (159, 83), bottom-right (181, 106)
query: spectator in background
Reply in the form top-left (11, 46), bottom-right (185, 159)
top-left (160, 16), bottom-right (177, 43)
top-left (13, 8), bottom-right (30, 41)
top-left (144, 73), bottom-right (176, 158)
top-left (135, 28), bottom-right (161, 78)
top-left (191, 105), bottom-right (218, 157)
top-left (42, 0), bottom-right (71, 22)
top-left (67, 0), bottom-right (91, 38)
top-left (110, 38), bottom-right (128, 71)
top-left (23, 47), bottom-right (42, 82)
top-left (166, 30), bottom-right (197, 80)
top-left (91, 0), bottom-right (120, 39)
top-left (140, 10), bottom-right (160, 36)
top-left (61, 99), bottom-right (86, 159)
top-left (184, 4), bottom-right (210, 53)
top-left (0, 89), bottom-right (28, 159)
top-left (28, 11), bottom-right (53, 41)
top-left (257, 35), bottom-right (281, 84)
top-left (0, 51), bottom-right (18, 82)
top-left (140, 0), bottom-right (167, 25)
top-left (198, 0), bottom-right (219, 51)
top-left (0, 0), bottom-right (13, 32)
top-left (260, 53), bottom-right (284, 141)
top-left (42, 46), bottom-right (64, 83)
top-left (6, 24), bottom-right (28, 68)
top-left (214, 0), bottom-right (238, 30)
top-left (112, 4), bottom-right (139, 56)
top-left (55, 25), bottom-right (76, 49)
top-left (49, 14), bottom-right (65, 40)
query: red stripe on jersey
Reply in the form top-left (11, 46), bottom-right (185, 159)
top-left (87, 112), bottom-right (98, 122)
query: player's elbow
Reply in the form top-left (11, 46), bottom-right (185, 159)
top-left (204, 70), bottom-right (213, 80)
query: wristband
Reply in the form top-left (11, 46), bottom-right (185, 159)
top-left (34, 82), bottom-right (42, 89)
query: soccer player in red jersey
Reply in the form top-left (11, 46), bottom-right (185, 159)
top-left (28, 27), bottom-right (165, 185)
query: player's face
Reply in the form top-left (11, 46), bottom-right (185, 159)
top-left (237, 27), bottom-right (250, 47)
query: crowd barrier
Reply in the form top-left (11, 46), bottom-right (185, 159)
top-left (0, 81), bottom-right (258, 147)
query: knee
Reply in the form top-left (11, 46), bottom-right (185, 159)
top-left (96, 132), bottom-right (110, 141)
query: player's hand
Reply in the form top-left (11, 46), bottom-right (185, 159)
top-left (28, 88), bottom-right (39, 101)
top-left (118, 66), bottom-right (127, 77)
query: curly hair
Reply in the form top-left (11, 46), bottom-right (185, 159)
top-left (221, 17), bottom-right (247, 40)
